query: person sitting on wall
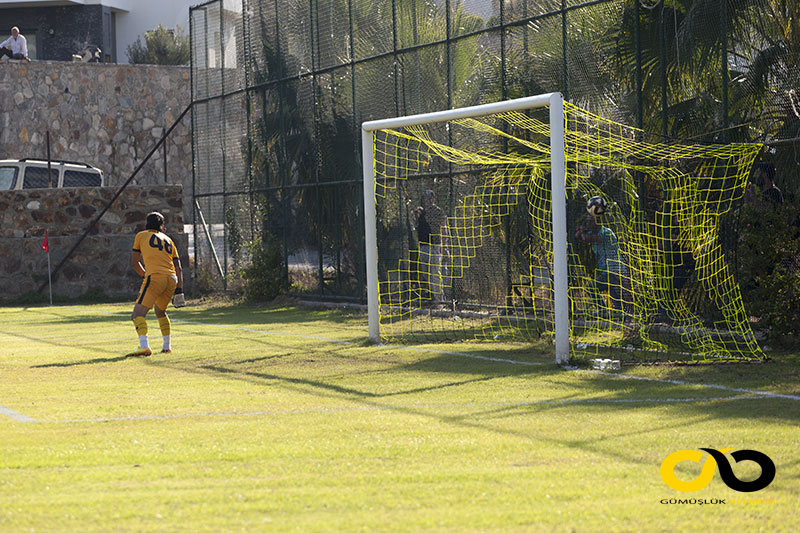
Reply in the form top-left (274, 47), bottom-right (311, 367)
top-left (0, 27), bottom-right (31, 62)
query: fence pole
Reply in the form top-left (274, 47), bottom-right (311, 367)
top-left (46, 130), bottom-right (53, 187)
top-left (37, 104), bottom-right (192, 295)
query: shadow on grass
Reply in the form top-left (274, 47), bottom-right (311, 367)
top-left (11, 306), bottom-right (124, 326)
top-left (148, 332), bottom-right (800, 429)
top-left (148, 336), bottom-right (560, 402)
top-left (19, 302), bottom-right (800, 436)
top-left (32, 355), bottom-right (129, 368)
top-left (199, 363), bottom-right (503, 398)
top-left (170, 303), bottom-right (365, 328)
top-left (15, 300), bottom-right (800, 478)
top-left (148, 352), bottom-right (778, 475)
top-left (150, 346), bottom-right (800, 482)
top-left (2, 326), bottom-right (128, 368)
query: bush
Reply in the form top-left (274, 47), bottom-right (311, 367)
top-left (736, 203), bottom-right (800, 345)
top-left (750, 267), bottom-right (800, 344)
top-left (192, 267), bottom-right (220, 296)
top-left (127, 25), bottom-right (190, 65)
top-left (240, 236), bottom-right (285, 303)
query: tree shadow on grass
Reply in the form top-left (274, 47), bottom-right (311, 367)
top-left (19, 302), bottom-right (800, 435)
top-left (170, 303), bottom-right (365, 328)
top-left (146, 353), bottom-right (710, 473)
top-left (198, 363), bottom-right (502, 398)
top-left (11, 302), bottom-right (361, 330)
top-left (32, 355), bottom-right (129, 368)
top-left (2, 326), bottom-right (129, 368)
top-left (13, 306), bottom-right (124, 326)
top-left (150, 334), bottom-right (800, 429)
top-left (150, 336), bottom-right (557, 404)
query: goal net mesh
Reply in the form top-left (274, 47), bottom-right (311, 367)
top-left (372, 102), bottom-right (765, 363)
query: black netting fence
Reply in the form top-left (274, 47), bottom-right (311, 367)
top-left (190, 0), bottom-right (799, 340)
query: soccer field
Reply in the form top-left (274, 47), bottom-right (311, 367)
top-left (1, 302), bottom-right (798, 531)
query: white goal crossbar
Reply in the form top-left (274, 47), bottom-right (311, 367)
top-left (361, 93), bottom-right (569, 364)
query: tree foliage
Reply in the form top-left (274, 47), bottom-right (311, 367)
top-left (233, 0), bottom-right (800, 331)
top-left (736, 202), bottom-right (800, 344)
top-left (247, 0), bottom-right (486, 294)
top-left (127, 25), bottom-right (190, 65)
top-left (241, 235), bottom-right (285, 303)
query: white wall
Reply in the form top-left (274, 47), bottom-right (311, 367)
top-left (113, 0), bottom-right (194, 63)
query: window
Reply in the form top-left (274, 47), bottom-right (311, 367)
top-left (0, 167), bottom-right (17, 190)
top-left (63, 170), bottom-right (101, 187)
top-left (22, 167), bottom-right (58, 189)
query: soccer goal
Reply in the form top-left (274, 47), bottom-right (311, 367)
top-left (362, 93), bottom-right (766, 365)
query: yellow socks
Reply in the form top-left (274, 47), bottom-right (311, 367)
top-left (158, 315), bottom-right (171, 336)
top-left (133, 316), bottom-right (149, 349)
top-left (158, 315), bottom-right (171, 352)
top-left (133, 316), bottom-right (148, 336)
top-left (133, 316), bottom-right (171, 352)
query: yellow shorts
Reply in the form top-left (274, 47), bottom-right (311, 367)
top-left (136, 274), bottom-right (178, 310)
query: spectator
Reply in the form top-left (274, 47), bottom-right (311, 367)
top-left (413, 190), bottom-right (448, 302)
top-left (0, 27), bottom-right (31, 62)
top-left (747, 162), bottom-right (783, 209)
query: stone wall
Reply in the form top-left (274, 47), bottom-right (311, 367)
top-left (0, 61), bottom-right (191, 205)
top-left (0, 185), bottom-right (188, 302)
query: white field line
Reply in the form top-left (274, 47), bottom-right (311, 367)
top-left (577, 369), bottom-right (800, 401)
top-left (170, 319), bottom-right (353, 345)
top-left (9, 306), bottom-right (796, 423)
top-left (55, 306), bottom-right (800, 403)
top-left (42, 394), bottom-right (774, 424)
top-left (67, 306), bottom-right (541, 364)
top-left (393, 345), bottom-right (547, 366)
top-left (67, 306), bottom-right (353, 345)
top-left (0, 405), bottom-right (37, 422)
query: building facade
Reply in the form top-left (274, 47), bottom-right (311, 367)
top-left (0, 0), bottom-right (195, 63)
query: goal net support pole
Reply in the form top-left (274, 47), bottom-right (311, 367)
top-left (361, 92), bottom-right (569, 364)
top-left (548, 93), bottom-right (569, 365)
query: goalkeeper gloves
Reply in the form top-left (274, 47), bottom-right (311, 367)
top-left (173, 287), bottom-right (186, 308)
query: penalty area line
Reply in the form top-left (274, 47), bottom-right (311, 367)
top-left (45, 394), bottom-right (774, 424)
top-left (393, 344), bottom-right (546, 366)
top-left (67, 306), bottom-right (354, 345)
top-left (392, 348), bottom-right (800, 401)
top-left (64, 306), bottom-right (796, 401)
top-left (574, 369), bottom-right (800, 401)
top-left (0, 405), bottom-right (37, 423)
top-left (170, 319), bottom-right (354, 345)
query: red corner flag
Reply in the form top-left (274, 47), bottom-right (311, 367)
top-left (42, 229), bottom-right (49, 253)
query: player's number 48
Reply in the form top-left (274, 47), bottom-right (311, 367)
top-left (149, 234), bottom-right (173, 254)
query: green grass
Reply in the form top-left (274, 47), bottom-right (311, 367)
top-left (1, 301), bottom-right (798, 531)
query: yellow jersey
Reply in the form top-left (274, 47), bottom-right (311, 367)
top-left (133, 230), bottom-right (179, 277)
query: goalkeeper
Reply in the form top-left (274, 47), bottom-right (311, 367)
top-left (576, 215), bottom-right (628, 319)
top-left (125, 212), bottom-right (185, 357)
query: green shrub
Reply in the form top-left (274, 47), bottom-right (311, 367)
top-left (241, 236), bottom-right (285, 303)
top-left (193, 267), bottom-right (221, 296)
top-left (126, 25), bottom-right (190, 65)
top-left (736, 203), bottom-right (800, 345)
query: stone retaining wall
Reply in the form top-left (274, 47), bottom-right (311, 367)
top-left (0, 185), bottom-right (188, 302)
top-left (0, 61), bottom-right (191, 212)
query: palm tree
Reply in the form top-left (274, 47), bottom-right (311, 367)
top-left (246, 0), bottom-right (487, 296)
top-left (599, 0), bottom-right (800, 146)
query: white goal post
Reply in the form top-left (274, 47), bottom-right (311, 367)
top-left (361, 93), bottom-right (569, 364)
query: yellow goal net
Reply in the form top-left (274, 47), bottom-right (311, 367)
top-left (365, 97), bottom-right (764, 364)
